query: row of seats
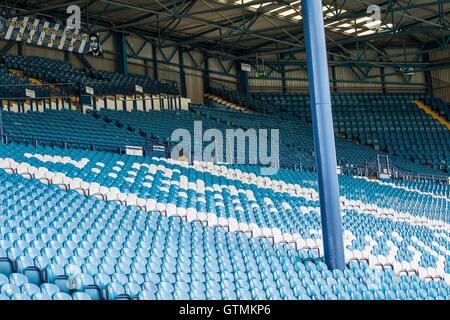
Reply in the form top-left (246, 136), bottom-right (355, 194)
top-left (252, 91), bottom-right (450, 174)
top-left (424, 96), bottom-right (450, 121)
top-left (93, 70), bottom-right (178, 96)
top-left (0, 55), bottom-right (178, 96)
top-left (0, 273), bottom-right (91, 300)
top-left (1, 110), bottom-right (146, 150)
top-left (0, 147), bottom-right (449, 299)
top-left (192, 103), bottom-right (443, 176)
top-left (0, 142), bottom-right (448, 275)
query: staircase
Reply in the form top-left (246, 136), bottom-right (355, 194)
top-left (415, 100), bottom-right (450, 130)
top-left (204, 93), bottom-right (252, 112)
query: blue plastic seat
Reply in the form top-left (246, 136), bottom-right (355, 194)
top-left (21, 283), bottom-right (41, 297)
top-left (40, 283), bottom-right (60, 297)
top-left (104, 282), bottom-right (129, 300)
top-left (11, 293), bottom-right (32, 300)
top-left (138, 290), bottom-right (156, 300)
top-left (72, 292), bottom-right (92, 300)
top-left (1, 283), bottom-right (21, 298)
top-left (53, 292), bottom-right (73, 300)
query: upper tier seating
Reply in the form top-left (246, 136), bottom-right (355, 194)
top-left (0, 55), bottom-right (178, 96)
top-left (93, 70), bottom-right (178, 96)
top-left (424, 96), bottom-right (450, 122)
top-left (209, 87), bottom-right (273, 113)
top-left (254, 92), bottom-right (450, 174)
top-left (1, 55), bottom-right (91, 90)
top-left (0, 64), bottom-right (50, 98)
top-left (0, 142), bottom-right (448, 300)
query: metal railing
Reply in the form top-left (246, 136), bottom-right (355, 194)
top-left (0, 133), bottom-right (170, 159)
top-left (389, 163), bottom-right (449, 185)
top-left (0, 81), bottom-right (179, 99)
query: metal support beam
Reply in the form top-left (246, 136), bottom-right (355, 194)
top-left (144, 59), bottom-right (149, 77)
top-left (380, 62), bottom-right (387, 93)
top-left (74, 53), bottom-right (95, 75)
top-left (236, 61), bottom-right (249, 96)
top-left (0, 101), bottom-right (3, 141)
top-left (280, 53), bottom-right (287, 93)
top-left (152, 43), bottom-right (159, 80)
top-left (330, 54), bottom-right (338, 93)
top-left (178, 47), bottom-right (187, 97)
top-left (204, 53), bottom-right (210, 93)
top-left (422, 52), bottom-right (433, 95)
top-left (303, 0), bottom-right (345, 271)
top-left (17, 42), bottom-right (23, 56)
top-left (115, 32), bottom-right (128, 74)
top-left (64, 51), bottom-right (70, 62)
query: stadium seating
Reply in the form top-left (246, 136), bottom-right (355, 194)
top-left (253, 91), bottom-right (450, 173)
top-left (193, 103), bottom-right (445, 176)
top-left (0, 142), bottom-right (448, 300)
top-left (1, 109), bottom-right (146, 150)
top-left (1, 103), bottom-right (445, 177)
top-left (0, 55), bottom-right (178, 96)
top-left (0, 84), bottom-right (448, 300)
top-left (1, 55), bottom-right (91, 86)
top-left (425, 96), bottom-right (450, 122)
top-left (93, 70), bottom-right (178, 96)
top-left (208, 87), bottom-right (273, 113)
top-left (0, 0), bottom-right (447, 303)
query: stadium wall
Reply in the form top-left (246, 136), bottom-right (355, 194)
top-left (0, 36), bottom-right (447, 104)
top-left (430, 50), bottom-right (450, 103)
top-left (246, 48), bottom-right (428, 94)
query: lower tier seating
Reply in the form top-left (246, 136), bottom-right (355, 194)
top-left (0, 142), bottom-right (448, 300)
top-left (2, 109), bottom-right (146, 150)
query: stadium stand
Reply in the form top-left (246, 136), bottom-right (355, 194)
top-left (0, 106), bottom-right (414, 175)
top-left (2, 109), bottom-right (145, 148)
top-left (0, 55), bottom-right (178, 97)
top-left (0, 0), bottom-right (448, 304)
top-left (209, 90), bottom-right (449, 174)
top-left (0, 143), bottom-right (449, 300)
top-left (201, 95), bottom-right (447, 177)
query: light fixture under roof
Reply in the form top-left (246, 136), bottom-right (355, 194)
top-left (230, 1), bottom-right (393, 37)
top-left (231, 0), bottom-right (340, 24)
top-left (279, 9), bottom-right (297, 17)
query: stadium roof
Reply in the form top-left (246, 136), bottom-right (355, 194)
top-left (4, 0), bottom-right (450, 60)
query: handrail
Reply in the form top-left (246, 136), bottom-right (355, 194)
top-left (0, 79), bottom-right (178, 98)
top-left (0, 133), bottom-right (169, 158)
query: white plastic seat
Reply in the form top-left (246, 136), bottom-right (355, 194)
top-left (217, 217), bottom-right (229, 231)
top-left (117, 193), bottom-right (127, 205)
top-left (228, 218), bottom-right (239, 232)
top-left (207, 214), bottom-right (218, 227)
top-left (125, 194), bottom-right (138, 206)
top-left (145, 199), bottom-right (157, 211)
top-left (197, 212), bottom-right (207, 225)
